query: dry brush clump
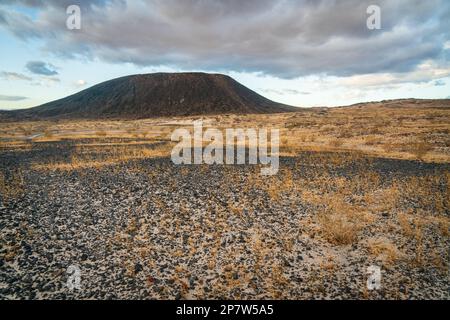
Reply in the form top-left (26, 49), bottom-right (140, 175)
top-left (396, 210), bottom-right (449, 269)
top-left (299, 170), bottom-right (376, 246)
top-left (315, 195), bottom-right (373, 245)
top-left (367, 237), bottom-right (402, 267)
top-left (408, 140), bottom-right (434, 160)
top-left (328, 138), bottom-right (345, 149)
top-left (364, 136), bottom-right (380, 146)
top-left (0, 169), bottom-right (25, 204)
top-left (95, 130), bottom-right (107, 137)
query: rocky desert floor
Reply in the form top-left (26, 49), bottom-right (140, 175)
top-left (0, 103), bottom-right (449, 300)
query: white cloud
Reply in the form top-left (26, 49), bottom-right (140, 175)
top-left (337, 60), bottom-right (450, 89)
top-left (74, 79), bottom-right (87, 87)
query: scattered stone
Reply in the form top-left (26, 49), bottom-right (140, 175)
top-left (0, 144), bottom-right (448, 299)
top-left (134, 263), bottom-right (143, 274)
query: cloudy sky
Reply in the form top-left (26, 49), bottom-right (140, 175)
top-left (0, 0), bottom-right (449, 110)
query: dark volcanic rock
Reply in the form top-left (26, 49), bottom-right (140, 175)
top-left (8, 73), bottom-right (296, 120)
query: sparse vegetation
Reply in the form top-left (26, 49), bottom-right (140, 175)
top-left (0, 169), bottom-right (24, 203)
top-left (1, 101), bottom-right (449, 299)
top-left (409, 140), bottom-right (434, 160)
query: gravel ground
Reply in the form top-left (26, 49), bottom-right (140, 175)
top-left (0, 141), bottom-right (449, 300)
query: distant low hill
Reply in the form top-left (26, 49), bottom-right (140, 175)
top-left (2, 73), bottom-right (296, 120)
top-left (338, 98), bottom-right (450, 110)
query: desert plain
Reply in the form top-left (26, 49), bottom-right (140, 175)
top-left (0, 99), bottom-right (449, 299)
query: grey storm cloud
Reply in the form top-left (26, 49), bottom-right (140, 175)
top-left (0, 0), bottom-right (449, 78)
top-left (25, 61), bottom-right (58, 76)
top-left (0, 0), bottom-right (114, 8)
top-left (0, 94), bottom-right (28, 101)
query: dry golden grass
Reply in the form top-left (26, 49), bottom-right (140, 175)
top-left (95, 130), bottom-right (107, 137)
top-left (1, 101), bottom-right (449, 162)
top-left (367, 238), bottom-right (401, 267)
top-left (317, 212), bottom-right (362, 245)
top-left (408, 141), bottom-right (434, 160)
top-left (299, 174), bottom-right (376, 246)
top-left (328, 138), bottom-right (344, 149)
top-left (396, 210), bottom-right (449, 268)
top-left (0, 169), bottom-right (24, 203)
top-left (31, 142), bottom-right (175, 171)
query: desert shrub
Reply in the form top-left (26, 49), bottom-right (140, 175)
top-left (382, 142), bottom-right (400, 154)
top-left (364, 136), bottom-right (380, 146)
top-left (18, 126), bottom-right (32, 136)
top-left (320, 125), bottom-right (335, 134)
top-left (337, 129), bottom-right (353, 139)
top-left (367, 238), bottom-right (401, 267)
top-left (44, 130), bottom-right (54, 138)
top-left (0, 170), bottom-right (24, 202)
top-left (307, 191), bottom-right (372, 246)
top-left (286, 122), bottom-right (299, 129)
top-left (409, 141), bottom-right (433, 160)
top-left (328, 138), bottom-right (344, 148)
top-left (318, 212), bottom-right (360, 245)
